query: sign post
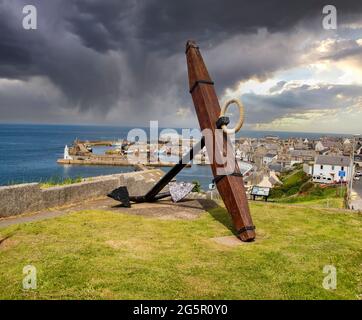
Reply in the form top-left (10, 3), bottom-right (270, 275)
top-left (339, 170), bottom-right (345, 197)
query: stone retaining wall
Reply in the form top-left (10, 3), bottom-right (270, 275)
top-left (0, 169), bottom-right (165, 218)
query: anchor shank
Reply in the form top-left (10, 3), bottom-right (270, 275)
top-left (186, 40), bottom-right (255, 241)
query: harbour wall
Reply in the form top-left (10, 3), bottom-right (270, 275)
top-left (57, 158), bottom-right (182, 167)
top-left (0, 169), bottom-right (165, 218)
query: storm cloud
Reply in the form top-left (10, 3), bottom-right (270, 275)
top-left (0, 0), bottom-right (362, 128)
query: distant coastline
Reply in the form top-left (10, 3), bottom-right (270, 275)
top-left (0, 122), bottom-right (355, 137)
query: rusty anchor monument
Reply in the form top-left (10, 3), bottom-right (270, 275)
top-left (108, 40), bottom-right (255, 242)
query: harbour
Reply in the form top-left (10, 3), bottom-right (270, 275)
top-left (0, 124), bottom-right (212, 188)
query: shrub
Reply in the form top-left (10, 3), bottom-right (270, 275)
top-left (299, 181), bottom-right (314, 193)
top-left (192, 180), bottom-right (201, 193)
top-left (310, 185), bottom-right (324, 196)
top-left (292, 163), bottom-right (303, 170)
top-left (270, 188), bottom-right (284, 199)
top-left (286, 186), bottom-right (300, 196)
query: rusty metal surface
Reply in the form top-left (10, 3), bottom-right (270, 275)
top-left (185, 40), bottom-right (255, 241)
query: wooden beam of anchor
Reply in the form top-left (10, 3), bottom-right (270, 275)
top-left (186, 40), bottom-right (255, 242)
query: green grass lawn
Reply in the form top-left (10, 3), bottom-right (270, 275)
top-left (0, 202), bottom-right (361, 300)
top-left (279, 197), bottom-right (345, 209)
top-left (274, 186), bottom-right (346, 209)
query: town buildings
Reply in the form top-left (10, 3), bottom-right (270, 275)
top-left (234, 134), bottom-right (360, 186)
top-left (311, 155), bottom-right (351, 184)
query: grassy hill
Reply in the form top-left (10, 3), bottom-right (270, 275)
top-left (270, 166), bottom-right (346, 209)
top-left (0, 201), bottom-right (361, 300)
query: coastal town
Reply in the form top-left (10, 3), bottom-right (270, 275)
top-left (58, 133), bottom-right (362, 210)
top-left (234, 135), bottom-right (361, 186)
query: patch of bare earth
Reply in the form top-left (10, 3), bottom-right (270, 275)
top-left (0, 236), bottom-right (18, 250)
top-left (112, 198), bottom-right (219, 220)
top-left (211, 236), bottom-right (246, 247)
top-left (210, 229), bottom-right (268, 247)
top-left (0, 197), bottom-right (219, 228)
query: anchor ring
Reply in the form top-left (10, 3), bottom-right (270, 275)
top-left (219, 99), bottom-right (245, 135)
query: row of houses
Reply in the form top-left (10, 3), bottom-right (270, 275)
top-left (235, 135), bottom-right (361, 185)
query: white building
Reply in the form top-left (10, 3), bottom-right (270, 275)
top-left (315, 141), bottom-right (325, 152)
top-left (263, 153), bottom-right (277, 165)
top-left (312, 155), bottom-right (351, 184)
top-left (303, 162), bottom-right (313, 175)
top-left (63, 145), bottom-right (73, 160)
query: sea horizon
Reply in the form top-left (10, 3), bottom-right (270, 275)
top-left (0, 121), bottom-right (357, 137)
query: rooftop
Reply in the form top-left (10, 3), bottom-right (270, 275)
top-left (315, 155), bottom-right (350, 166)
top-left (290, 150), bottom-right (315, 157)
top-left (264, 153), bottom-right (277, 158)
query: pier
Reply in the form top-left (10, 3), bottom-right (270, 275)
top-left (57, 158), bottom-right (184, 167)
top-left (58, 140), bottom-right (191, 168)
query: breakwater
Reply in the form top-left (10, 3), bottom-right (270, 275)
top-left (57, 157), bottom-right (187, 167)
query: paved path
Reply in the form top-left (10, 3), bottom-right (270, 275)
top-left (0, 197), bottom-right (218, 229)
top-left (350, 179), bottom-right (362, 211)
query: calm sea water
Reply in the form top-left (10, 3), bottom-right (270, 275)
top-left (0, 124), bottom-right (347, 189)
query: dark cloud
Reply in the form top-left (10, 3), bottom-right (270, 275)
top-left (65, 0), bottom-right (135, 53)
top-left (68, 0), bottom-right (362, 53)
top-left (0, 0), bottom-right (124, 115)
top-left (0, 0), bottom-right (362, 126)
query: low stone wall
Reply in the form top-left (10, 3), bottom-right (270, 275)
top-left (0, 169), bottom-right (165, 218)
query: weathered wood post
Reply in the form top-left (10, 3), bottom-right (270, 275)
top-left (186, 40), bottom-right (255, 241)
